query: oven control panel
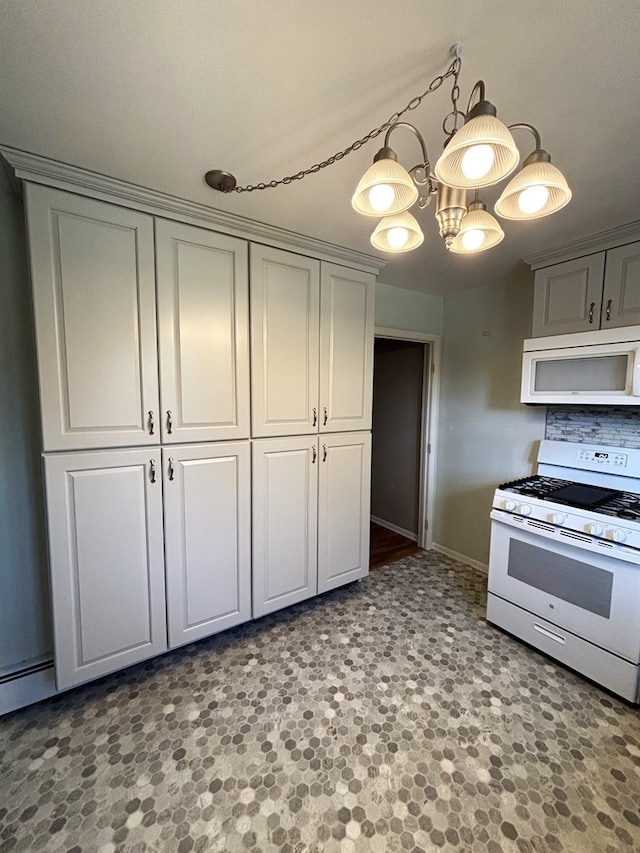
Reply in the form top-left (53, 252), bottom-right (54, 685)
top-left (577, 449), bottom-right (628, 468)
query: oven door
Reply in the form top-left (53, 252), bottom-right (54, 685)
top-left (488, 512), bottom-right (640, 663)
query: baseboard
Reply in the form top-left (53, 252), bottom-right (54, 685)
top-left (0, 662), bottom-right (57, 716)
top-left (370, 515), bottom-right (418, 542)
top-left (432, 542), bottom-right (488, 574)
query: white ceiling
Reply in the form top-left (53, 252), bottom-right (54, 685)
top-left (2, 0), bottom-right (640, 296)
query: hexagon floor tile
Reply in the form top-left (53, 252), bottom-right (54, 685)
top-left (1, 552), bottom-right (640, 852)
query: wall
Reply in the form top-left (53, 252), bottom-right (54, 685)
top-left (435, 272), bottom-right (546, 566)
top-left (371, 339), bottom-right (424, 537)
top-left (546, 406), bottom-right (640, 448)
top-left (0, 173), bottom-right (51, 674)
top-left (375, 282), bottom-right (442, 335)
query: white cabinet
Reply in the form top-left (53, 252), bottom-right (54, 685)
top-left (320, 264), bottom-right (374, 433)
top-left (44, 448), bottom-right (167, 690)
top-left (250, 245), bottom-right (320, 436)
top-left (532, 241), bottom-right (640, 337)
top-left (156, 220), bottom-right (250, 442)
top-left (602, 242), bottom-right (640, 329)
top-left (163, 442), bottom-right (251, 647)
top-left (318, 432), bottom-right (371, 593)
top-left (252, 437), bottom-right (318, 617)
top-left (252, 432), bottom-right (371, 617)
top-left (26, 184), bottom-right (160, 451)
top-left (250, 246), bottom-right (375, 437)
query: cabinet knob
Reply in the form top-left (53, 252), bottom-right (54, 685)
top-left (148, 410), bottom-right (155, 435)
top-left (312, 445), bottom-right (317, 463)
top-left (323, 407), bottom-right (328, 425)
top-left (588, 302), bottom-right (595, 324)
top-left (168, 457), bottom-right (175, 481)
top-left (312, 407), bottom-right (317, 427)
top-left (167, 410), bottom-right (173, 434)
top-left (605, 299), bottom-right (612, 321)
top-left (322, 444), bottom-right (327, 462)
top-left (149, 459), bottom-right (156, 483)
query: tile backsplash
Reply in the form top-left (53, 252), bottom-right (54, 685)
top-left (546, 406), bottom-right (640, 449)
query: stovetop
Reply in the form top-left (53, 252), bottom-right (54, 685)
top-left (498, 475), bottom-right (640, 521)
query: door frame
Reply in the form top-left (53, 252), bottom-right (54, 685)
top-left (373, 327), bottom-right (441, 550)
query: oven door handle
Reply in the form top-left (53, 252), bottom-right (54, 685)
top-left (633, 346), bottom-right (640, 397)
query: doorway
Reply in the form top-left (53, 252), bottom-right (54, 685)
top-left (370, 328), bottom-right (440, 566)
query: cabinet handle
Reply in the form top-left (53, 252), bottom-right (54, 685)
top-left (149, 459), bottom-right (156, 483)
top-left (312, 445), bottom-right (317, 463)
top-left (322, 444), bottom-right (327, 462)
top-left (167, 410), bottom-right (173, 434)
top-left (323, 407), bottom-right (328, 425)
top-left (168, 457), bottom-right (175, 481)
top-left (605, 299), bottom-right (612, 321)
top-left (588, 302), bottom-right (595, 324)
top-left (312, 407), bottom-right (317, 427)
top-left (148, 410), bottom-right (155, 435)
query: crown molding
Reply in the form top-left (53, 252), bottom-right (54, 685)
top-left (524, 220), bottom-right (640, 270)
top-left (0, 145), bottom-right (386, 275)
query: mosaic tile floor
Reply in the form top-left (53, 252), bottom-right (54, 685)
top-left (1, 552), bottom-right (640, 853)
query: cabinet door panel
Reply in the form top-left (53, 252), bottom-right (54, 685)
top-left (602, 241), bottom-right (640, 328)
top-left (25, 185), bottom-right (159, 450)
top-left (531, 254), bottom-right (605, 337)
top-left (320, 264), bottom-right (374, 432)
top-left (250, 246), bottom-right (319, 436)
top-left (156, 221), bottom-right (250, 442)
top-left (44, 449), bottom-right (166, 690)
top-left (318, 432), bottom-right (371, 593)
top-left (163, 443), bottom-right (251, 647)
top-left (252, 437), bottom-right (318, 616)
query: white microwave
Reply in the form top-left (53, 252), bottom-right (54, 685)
top-left (521, 324), bottom-right (640, 405)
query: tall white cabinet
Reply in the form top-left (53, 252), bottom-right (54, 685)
top-left (14, 158), bottom-right (379, 698)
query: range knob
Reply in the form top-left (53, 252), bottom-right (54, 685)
top-left (610, 528), bottom-right (628, 543)
top-left (518, 504), bottom-right (532, 517)
top-left (586, 522), bottom-right (604, 536)
top-left (551, 512), bottom-right (566, 525)
top-left (504, 499), bottom-right (517, 511)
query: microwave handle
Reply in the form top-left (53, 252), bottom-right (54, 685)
top-left (634, 347), bottom-right (640, 397)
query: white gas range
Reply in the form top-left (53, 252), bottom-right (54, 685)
top-left (487, 439), bottom-right (640, 703)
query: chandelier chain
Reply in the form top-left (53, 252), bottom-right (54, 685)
top-left (228, 57), bottom-right (461, 193)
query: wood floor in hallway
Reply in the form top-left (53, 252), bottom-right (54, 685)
top-left (369, 521), bottom-right (422, 570)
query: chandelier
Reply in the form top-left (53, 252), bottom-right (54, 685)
top-left (204, 44), bottom-right (571, 255)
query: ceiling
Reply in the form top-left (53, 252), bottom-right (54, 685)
top-left (2, 0), bottom-right (640, 297)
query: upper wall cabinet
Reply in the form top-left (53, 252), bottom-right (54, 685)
top-left (26, 185), bottom-right (160, 450)
top-left (531, 241), bottom-right (640, 337)
top-left (320, 263), bottom-right (375, 433)
top-left (250, 245), bottom-right (320, 436)
top-left (250, 246), bottom-right (374, 437)
top-left (155, 220), bottom-right (250, 443)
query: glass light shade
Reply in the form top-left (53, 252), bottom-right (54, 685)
top-left (495, 160), bottom-right (572, 220)
top-left (370, 211), bottom-right (424, 253)
top-left (448, 204), bottom-right (504, 254)
top-left (352, 158), bottom-right (418, 216)
top-left (434, 114), bottom-right (519, 189)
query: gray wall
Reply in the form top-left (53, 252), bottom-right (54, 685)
top-left (375, 282), bottom-right (442, 335)
top-left (0, 174), bottom-right (51, 673)
top-left (434, 273), bottom-right (546, 565)
top-left (371, 339), bottom-right (424, 536)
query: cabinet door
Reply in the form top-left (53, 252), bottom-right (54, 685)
top-left (163, 442), bottom-right (251, 648)
top-left (320, 264), bottom-right (375, 432)
top-left (602, 241), bottom-right (640, 329)
top-left (250, 246), bottom-right (320, 436)
top-left (156, 221), bottom-right (250, 442)
top-left (318, 432), bottom-right (371, 593)
top-left (44, 449), bottom-right (167, 690)
top-left (531, 254), bottom-right (605, 337)
top-left (25, 184), bottom-right (159, 450)
top-left (252, 437), bottom-right (318, 617)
